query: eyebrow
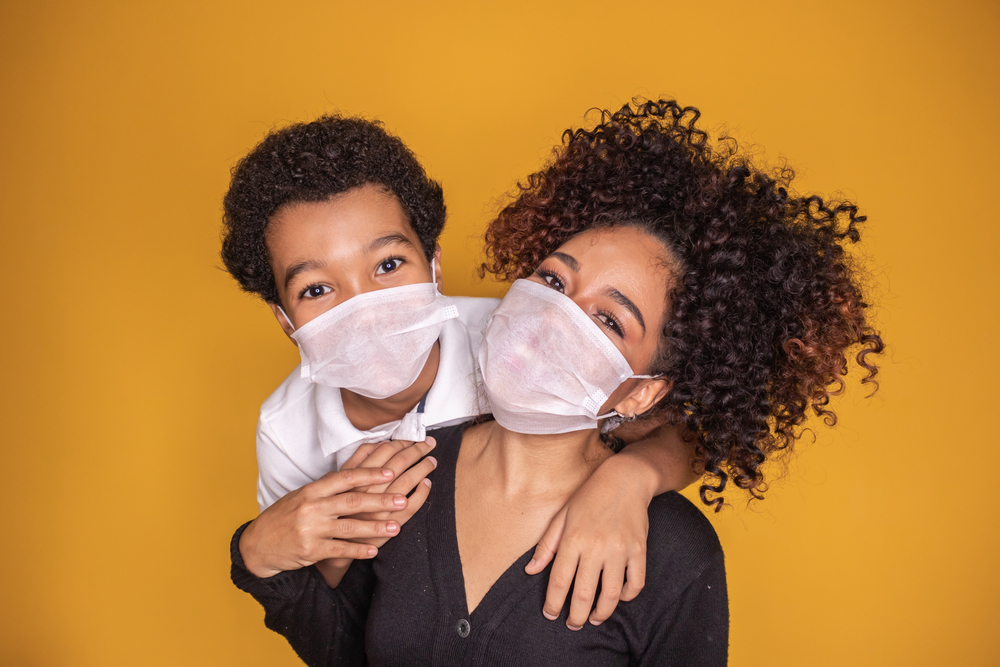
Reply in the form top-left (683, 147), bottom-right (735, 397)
top-left (368, 233), bottom-right (417, 253)
top-left (284, 259), bottom-right (323, 290)
top-left (550, 252), bottom-right (580, 272)
top-left (606, 287), bottom-right (646, 335)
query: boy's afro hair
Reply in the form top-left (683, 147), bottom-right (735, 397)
top-left (221, 115), bottom-right (446, 304)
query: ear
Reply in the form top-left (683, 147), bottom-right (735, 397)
top-left (612, 378), bottom-right (672, 420)
top-left (268, 301), bottom-right (298, 344)
top-left (433, 244), bottom-right (444, 293)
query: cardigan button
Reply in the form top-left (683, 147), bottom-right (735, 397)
top-left (456, 618), bottom-right (471, 638)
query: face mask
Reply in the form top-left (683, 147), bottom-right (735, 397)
top-left (285, 260), bottom-right (458, 399)
top-left (478, 279), bottom-right (658, 435)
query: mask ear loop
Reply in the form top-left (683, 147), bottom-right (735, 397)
top-left (276, 305), bottom-right (296, 333)
top-left (431, 256), bottom-right (440, 293)
top-left (596, 373), bottom-right (664, 420)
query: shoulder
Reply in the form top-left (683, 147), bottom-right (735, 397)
top-left (450, 296), bottom-right (499, 333)
top-left (425, 422), bottom-right (469, 452)
top-left (644, 492), bottom-right (724, 585)
top-left (259, 364), bottom-right (315, 421)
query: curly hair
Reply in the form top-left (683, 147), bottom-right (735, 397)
top-left (481, 99), bottom-right (885, 510)
top-left (221, 115), bottom-right (446, 305)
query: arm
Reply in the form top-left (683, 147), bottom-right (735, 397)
top-left (638, 550), bottom-right (729, 667)
top-left (527, 421), bottom-right (701, 629)
top-left (231, 522), bottom-right (373, 667)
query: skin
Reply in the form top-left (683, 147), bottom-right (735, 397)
top-left (240, 184), bottom-right (701, 625)
top-left (455, 226), bottom-right (674, 625)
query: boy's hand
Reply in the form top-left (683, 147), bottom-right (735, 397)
top-left (238, 467), bottom-right (407, 579)
top-left (527, 422), bottom-right (701, 629)
top-left (339, 437), bottom-right (437, 548)
top-left (526, 453), bottom-right (653, 630)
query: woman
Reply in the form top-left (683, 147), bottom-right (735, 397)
top-left (231, 99), bottom-right (883, 665)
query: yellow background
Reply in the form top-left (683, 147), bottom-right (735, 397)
top-left (1, 0), bottom-right (997, 665)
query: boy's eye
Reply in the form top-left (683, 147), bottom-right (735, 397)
top-left (376, 258), bottom-right (403, 275)
top-left (301, 284), bottom-right (332, 299)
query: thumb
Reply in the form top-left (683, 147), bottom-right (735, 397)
top-left (525, 505), bottom-right (567, 574)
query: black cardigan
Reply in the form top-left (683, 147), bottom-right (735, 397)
top-left (232, 423), bottom-right (729, 666)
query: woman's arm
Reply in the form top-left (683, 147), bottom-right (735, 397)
top-left (231, 522), bottom-right (373, 667)
top-left (638, 549), bottom-right (729, 666)
top-left (526, 421), bottom-right (700, 629)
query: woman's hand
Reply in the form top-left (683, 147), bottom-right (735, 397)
top-left (238, 466), bottom-right (407, 579)
top-left (526, 452), bottom-right (655, 629)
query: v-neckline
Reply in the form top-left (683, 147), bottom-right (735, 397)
top-left (426, 431), bottom-right (541, 623)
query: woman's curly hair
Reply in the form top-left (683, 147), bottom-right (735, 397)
top-left (221, 115), bottom-right (446, 305)
top-left (481, 99), bottom-right (885, 510)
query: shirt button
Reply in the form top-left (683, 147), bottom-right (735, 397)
top-left (456, 618), bottom-right (471, 638)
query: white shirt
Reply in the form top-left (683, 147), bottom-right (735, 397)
top-left (255, 296), bottom-right (499, 511)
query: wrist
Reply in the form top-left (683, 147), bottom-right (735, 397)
top-left (602, 449), bottom-right (660, 503)
top-left (238, 520), bottom-right (277, 579)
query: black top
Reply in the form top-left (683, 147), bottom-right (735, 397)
top-left (232, 423), bottom-right (729, 666)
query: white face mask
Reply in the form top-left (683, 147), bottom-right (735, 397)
top-left (478, 279), bottom-right (657, 435)
top-left (285, 260), bottom-right (458, 399)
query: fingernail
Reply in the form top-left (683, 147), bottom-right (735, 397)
top-left (427, 456), bottom-right (437, 468)
top-left (423, 478), bottom-right (432, 488)
top-left (543, 610), bottom-right (558, 621)
top-left (426, 436), bottom-right (436, 448)
top-left (367, 547), bottom-right (377, 557)
top-left (567, 623), bottom-right (583, 631)
top-left (526, 559), bottom-right (536, 569)
top-left (387, 522), bottom-right (399, 534)
top-left (393, 494), bottom-right (406, 507)
top-left (381, 469), bottom-right (393, 478)
top-left (589, 618), bottom-right (603, 626)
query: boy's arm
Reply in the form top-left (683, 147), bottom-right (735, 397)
top-left (526, 420), bottom-right (700, 630)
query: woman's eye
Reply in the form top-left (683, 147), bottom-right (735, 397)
top-left (301, 284), bottom-right (332, 299)
top-left (541, 272), bottom-right (565, 292)
top-left (376, 258), bottom-right (403, 275)
top-left (597, 311), bottom-right (624, 338)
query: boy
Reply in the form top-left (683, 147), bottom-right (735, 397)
top-left (222, 115), bottom-right (698, 629)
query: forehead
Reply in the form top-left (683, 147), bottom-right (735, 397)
top-left (555, 226), bottom-right (675, 313)
top-left (265, 184), bottom-right (418, 259)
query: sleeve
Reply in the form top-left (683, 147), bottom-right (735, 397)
top-left (230, 522), bottom-right (374, 667)
top-left (637, 549), bottom-right (729, 667)
top-left (256, 412), bottom-right (308, 512)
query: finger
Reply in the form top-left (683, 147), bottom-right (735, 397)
top-left (589, 562), bottom-right (625, 626)
top-left (526, 506), bottom-right (567, 575)
top-left (383, 437), bottom-right (436, 479)
top-left (340, 442), bottom-right (379, 470)
top-left (319, 539), bottom-right (379, 561)
top-left (357, 439), bottom-right (414, 470)
top-left (361, 439), bottom-right (435, 495)
top-left (323, 517), bottom-right (401, 541)
top-left (541, 548), bottom-right (578, 622)
top-left (389, 477), bottom-right (431, 525)
top-left (324, 490), bottom-right (407, 517)
top-left (566, 560), bottom-right (602, 631)
top-left (385, 456), bottom-right (437, 496)
top-left (620, 551), bottom-right (647, 602)
top-left (313, 467), bottom-right (394, 496)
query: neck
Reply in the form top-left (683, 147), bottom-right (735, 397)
top-left (465, 421), bottom-right (612, 499)
top-left (341, 340), bottom-right (440, 431)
